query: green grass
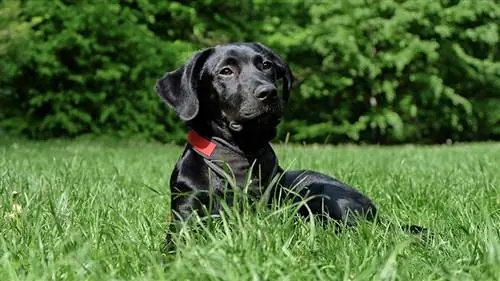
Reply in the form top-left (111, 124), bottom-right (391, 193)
top-left (1, 138), bottom-right (500, 281)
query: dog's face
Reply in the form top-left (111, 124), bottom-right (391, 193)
top-left (154, 43), bottom-right (293, 141)
top-left (203, 44), bottom-right (289, 131)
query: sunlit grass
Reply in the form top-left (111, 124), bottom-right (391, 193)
top-left (1, 138), bottom-right (499, 280)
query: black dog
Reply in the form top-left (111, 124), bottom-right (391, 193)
top-left (155, 42), bottom-right (423, 247)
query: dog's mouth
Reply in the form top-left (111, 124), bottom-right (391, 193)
top-left (242, 103), bottom-right (282, 121)
top-left (229, 106), bottom-right (283, 132)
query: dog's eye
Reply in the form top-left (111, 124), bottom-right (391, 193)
top-left (219, 67), bottom-right (234, 76)
top-left (262, 61), bottom-right (273, 70)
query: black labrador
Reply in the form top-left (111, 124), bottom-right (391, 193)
top-left (155, 42), bottom-right (424, 247)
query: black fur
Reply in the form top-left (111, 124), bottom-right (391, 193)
top-left (155, 42), bottom-right (425, 249)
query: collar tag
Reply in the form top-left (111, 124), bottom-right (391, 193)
top-left (187, 130), bottom-right (216, 157)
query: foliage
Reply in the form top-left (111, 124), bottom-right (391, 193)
top-left (0, 0), bottom-right (38, 128)
top-left (1, 0), bottom-right (499, 144)
top-left (268, 0), bottom-right (500, 144)
top-left (1, 0), bottom-right (193, 142)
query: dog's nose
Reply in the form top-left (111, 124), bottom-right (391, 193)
top-left (255, 86), bottom-right (278, 101)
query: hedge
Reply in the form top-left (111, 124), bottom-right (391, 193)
top-left (1, 0), bottom-right (499, 144)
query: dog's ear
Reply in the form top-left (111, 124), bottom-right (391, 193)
top-left (154, 48), bottom-right (214, 121)
top-left (248, 42), bottom-right (294, 102)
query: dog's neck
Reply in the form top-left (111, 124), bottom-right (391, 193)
top-left (188, 119), bottom-right (277, 154)
top-left (186, 130), bottom-right (280, 191)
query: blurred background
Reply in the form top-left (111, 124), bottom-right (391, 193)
top-left (1, 0), bottom-right (499, 145)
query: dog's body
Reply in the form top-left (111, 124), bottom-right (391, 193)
top-left (155, 42), bottom-right (418, 246)
top-left (169, 130), bottom-right (375, 225)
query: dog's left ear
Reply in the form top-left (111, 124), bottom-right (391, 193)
top-left (154, 48), bottom-right (214, 121)
top-left (248, 43), bottom-right (294, 102)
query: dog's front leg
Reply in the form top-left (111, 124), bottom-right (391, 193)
top-left (164, 184), bottom-right (227, 253)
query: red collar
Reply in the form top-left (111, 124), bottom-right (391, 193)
top-left (187, 130), bottom-right (216, 157)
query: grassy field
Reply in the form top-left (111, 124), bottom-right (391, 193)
top-left (1, 138), bottom-right (500, 281)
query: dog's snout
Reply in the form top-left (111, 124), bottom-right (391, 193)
top-left (255, 86), bottom-right (278, 101)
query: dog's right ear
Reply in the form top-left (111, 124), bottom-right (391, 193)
top-left (154, 48), bottom-right (214, 121)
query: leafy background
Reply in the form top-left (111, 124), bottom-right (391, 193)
top-left (1, 0), bottom-right (499, 144)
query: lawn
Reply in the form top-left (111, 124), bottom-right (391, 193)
top-left (1, 138), bottom-right (499, 281)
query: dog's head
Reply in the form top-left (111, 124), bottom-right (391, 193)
top-left (155, 42), bottom-right (294, 144)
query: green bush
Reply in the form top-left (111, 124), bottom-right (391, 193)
top-left (1, 1), bottom-right (194, 142)
top-left (266, 0), bottom-right (500, 144)
top-left (1, 0), bottom-right (499, 144)
top-left (0, 0), bottom-right (38, 131)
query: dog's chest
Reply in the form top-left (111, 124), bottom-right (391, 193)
top-left (184, 131), bottom-right (280, 196)
top-left (203, 144), bottom-right (279, 192)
